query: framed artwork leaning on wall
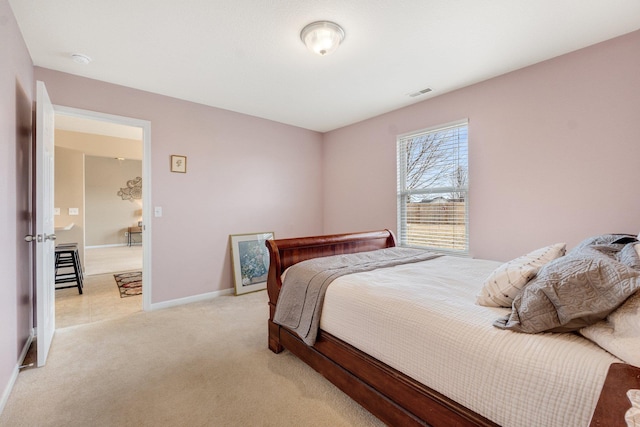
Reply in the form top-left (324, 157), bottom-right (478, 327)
top-left (230, 232), bottom-right (274, 295)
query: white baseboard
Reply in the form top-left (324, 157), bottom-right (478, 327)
top-left (85, 244), bottom-right (129, 249)
top-left (0, 365), bottom-right (19, 416)
top-left (0, 330), bottom-right (34, 416)
top-left (149, 288), bottom-right (234, 311)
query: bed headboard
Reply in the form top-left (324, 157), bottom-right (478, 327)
top-left (265, 229), bottom-right (396, 318)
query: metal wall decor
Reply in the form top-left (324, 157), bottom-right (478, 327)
top-left (118, 176), bottom-right (142, 201)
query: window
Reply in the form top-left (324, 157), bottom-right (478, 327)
top-left (397, 120), bottom-right (468, 254)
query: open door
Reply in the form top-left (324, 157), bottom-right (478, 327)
top-left (35, 81), bottom-right (56, 367)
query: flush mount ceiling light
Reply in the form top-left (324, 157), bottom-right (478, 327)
top-left (71, 53), bottom-right (92, 65)
top-left (300, 21), bottom-right (345, 56)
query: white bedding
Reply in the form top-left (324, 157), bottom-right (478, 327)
top-left (319, 256), bottom-right (620, 427)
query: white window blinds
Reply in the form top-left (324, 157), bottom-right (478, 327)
top-left (397, 120), bottom-right (468, 254)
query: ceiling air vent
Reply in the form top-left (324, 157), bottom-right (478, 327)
top-left (409, 87), bottom-right (433, 98)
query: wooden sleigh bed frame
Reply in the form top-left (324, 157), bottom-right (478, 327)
top-left (266, 229), bottom-right (640, 427)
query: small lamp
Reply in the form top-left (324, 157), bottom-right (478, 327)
top-left (300, 21), bottom-right (345, 56)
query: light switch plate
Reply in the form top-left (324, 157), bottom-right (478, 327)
top-left (69, 208), bottom-right (79, 216)
top-left (54, 208), bottom-right (60, 215)
top-left (154, 206), bottom-right (163, 217)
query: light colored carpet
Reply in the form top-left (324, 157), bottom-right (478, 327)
top-left (0, 291), bottom-right (383, 427)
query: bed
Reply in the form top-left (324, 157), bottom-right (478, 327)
top-left (265, 229), bottom-right (640, 427)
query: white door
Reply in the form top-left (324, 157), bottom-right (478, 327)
top-left (35, 81), bottom-right (56, 367)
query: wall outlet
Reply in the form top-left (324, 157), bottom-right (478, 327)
top-left (68, 207), bottom-right (79, 215)
top-left (124, 231), bottom-right (129, 237)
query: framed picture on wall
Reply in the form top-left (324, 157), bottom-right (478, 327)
top-left (230, 232), bottom-right (274, 295)
top-left (170, 155), bottom-right (187, 173)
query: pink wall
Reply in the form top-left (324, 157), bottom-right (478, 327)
top-left (1, 0), bottom-right (34, 408)
top-left (34, 68), bottom-right (324, 303)
top-left (3, 0), bottom-right (639, 407)
top-left (323, 30), bottom-right (640, 262)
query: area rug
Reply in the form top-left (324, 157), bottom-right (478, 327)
top-left (114, 271), bottom-right (142, 297)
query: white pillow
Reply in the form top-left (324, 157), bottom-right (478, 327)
top-left (580, 291), bottom-right (640, 368)
top-left (476, 243), bottom-right (566, 307)
top-left (626, 390), bottom-right (640, 426)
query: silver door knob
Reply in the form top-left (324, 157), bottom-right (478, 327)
top-left (45, 233), bottom-right (57, 241)
top-left (24, 235), bottom-right (36, 242)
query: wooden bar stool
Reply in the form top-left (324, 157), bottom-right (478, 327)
top-left (55, 243), bottom-right (83, 294)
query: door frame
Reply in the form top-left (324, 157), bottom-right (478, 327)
top-left (54, 105), bottom-right (152, 311)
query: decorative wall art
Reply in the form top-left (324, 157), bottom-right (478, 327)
top-left (230, 232), bottom-right (275, 295)
top-left (171, 155), bottom-right (187, 173)
top-left (117, 176), bottom-right (142, 201)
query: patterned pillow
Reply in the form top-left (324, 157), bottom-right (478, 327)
top-left (476, 243), bottom-right (566, 307)
top-left (580, 291), bottom-right (640, 367)
top-left (494, 247), bottom-right (640, 334)
top-left (570, 233), bottom-right (637, 254)
top-left (618, 243), bottom-right (640, 270)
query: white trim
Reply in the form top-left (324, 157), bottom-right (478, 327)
top-left (149, 288), bottom-right (234, 311)
top-left (396, 120), bottom-right (469, 255)
top-left (85, 244), bottom-right (129, 249)
top-left (54, 106), bottom-right (147, 131)
top-left (52, 105), bottom-right (152, 312)
top-left (396, 118), bottom-right (468, 140)
top-left (141, 123), bottom-right (152, 312)
top-left (0, 366), bottom-right (18, 416)
top-left (0, 330), bottom-right (34, 415)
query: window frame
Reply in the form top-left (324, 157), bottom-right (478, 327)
top-left (396, 119), bottom-right (469, 255)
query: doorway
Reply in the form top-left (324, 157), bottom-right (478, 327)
top-left (52, 106), bottom-right (151, 328)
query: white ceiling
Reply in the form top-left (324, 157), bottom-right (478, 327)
top-left (9, 0), bottom-right (640, 133)
top-left (55, 114), bottom-right (143, 159)
top-left (55, 114), bottom-right (143, 140)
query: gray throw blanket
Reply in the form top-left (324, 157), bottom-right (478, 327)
top-left (273, 247), bottom-right (441, 345)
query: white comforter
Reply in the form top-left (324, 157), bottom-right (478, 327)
top-left (319, 256), bottom-right (619, 427)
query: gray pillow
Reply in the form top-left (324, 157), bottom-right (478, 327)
top-left (618, 242), bottom-right (640, 271)
top-left (570, 233), bottom-right (637, 254)
top-left (494, 246), bottom-right (640, 333)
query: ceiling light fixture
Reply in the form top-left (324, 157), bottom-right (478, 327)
top-left (71, 53), bottom-right (92, 65)
top-left (300, 21), bottom-right (345, 56)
